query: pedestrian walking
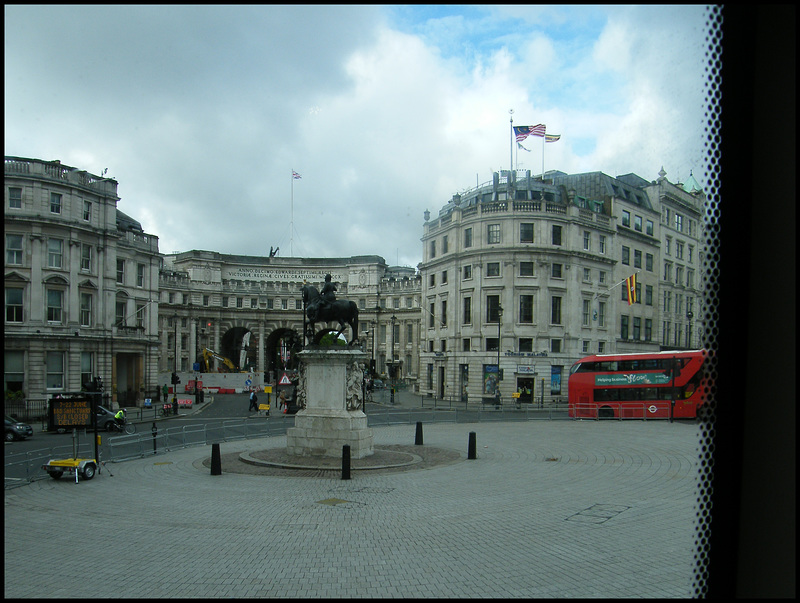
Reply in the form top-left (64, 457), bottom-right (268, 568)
top-left (162, 383), bottom-right (168, 401)
top-left (278, 390), bottom-right (287, 412)
top-left (249, 390), bottom-right (258, 411)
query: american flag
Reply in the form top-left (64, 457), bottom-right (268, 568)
top-left (292, 170), bottom-right (302, 179)
top-left (513, 124), bottom-right (546, 143)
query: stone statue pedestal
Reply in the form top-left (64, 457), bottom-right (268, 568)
top-left (286, 348), bottom-right (374, 459)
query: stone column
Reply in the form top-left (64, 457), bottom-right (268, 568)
top-left (286, 348), bottom-right (373, 459)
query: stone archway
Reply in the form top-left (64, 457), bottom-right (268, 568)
top-left (265, 328), bottom-right (302, 380)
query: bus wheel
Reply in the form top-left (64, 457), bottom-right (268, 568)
top-left (598, 406), bottom-right (615, 419)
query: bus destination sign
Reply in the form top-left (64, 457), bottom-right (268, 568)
top-left (595, 372), bottom-right (672, 386)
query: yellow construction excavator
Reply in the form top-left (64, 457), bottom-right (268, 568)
top-left (201, 348), bottom-right (236, 372)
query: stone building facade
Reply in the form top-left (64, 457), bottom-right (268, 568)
top-left (4, 156), bottom-right (161, 409)
top-left (5, 156), bottom-right (703, 410)
top-left (418, 168), bottom-right (705, 405)
top-left (158, 251), bottom-right (421, 385)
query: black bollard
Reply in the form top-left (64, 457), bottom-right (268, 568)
top-left (468, 431), bottom-right (477, 459)
top-left (210, 442), bottom-right (222, 475)
top-left (341, 445), bottom-right (351, 480)
top-left (415, 421), bottom-right (424, 445)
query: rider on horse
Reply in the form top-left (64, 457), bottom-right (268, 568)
top-left (319, 273), bottom-right (337, 310)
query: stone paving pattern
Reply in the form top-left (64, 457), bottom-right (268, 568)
top-left (4, 420), bottom-right (704, 598)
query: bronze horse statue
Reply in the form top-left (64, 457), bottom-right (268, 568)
top-left (301, 284), bottom-right (359, 345)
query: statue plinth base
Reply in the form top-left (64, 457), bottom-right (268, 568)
top-left (286, 348), bottom-right (374, 459)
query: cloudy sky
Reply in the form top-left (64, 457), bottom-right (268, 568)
top-left (5, 5), bottom-right (711, 268)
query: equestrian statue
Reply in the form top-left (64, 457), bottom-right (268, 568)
top-left (301, 274), bottom-right (359, 346)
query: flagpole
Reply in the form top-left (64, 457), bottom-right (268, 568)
top-left (509, 109), bottom-right (514, 172)
top-left (541, 131), bottom-right (545, 179)
top-left (290, 170), bottom-right (294, 257)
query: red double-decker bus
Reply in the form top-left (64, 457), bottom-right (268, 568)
top-left (568, 350), bottom-right (706, 419)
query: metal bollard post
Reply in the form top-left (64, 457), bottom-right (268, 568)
top-left (152, 422), bottom-right (158, 455)
top-left (415, 421), bottom-right (424, 445)
top-left (341, 445), bottom-right (351, 480)
top-left (210, 442), bottom-right (222, 475)
top-left (468, 432), bottom-right (477, 459)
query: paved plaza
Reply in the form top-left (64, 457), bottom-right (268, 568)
top-left (5, 419), bottom-right (705, 598)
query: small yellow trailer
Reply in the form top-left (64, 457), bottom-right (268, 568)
top-left (42, 458), bottom-right (98, 482)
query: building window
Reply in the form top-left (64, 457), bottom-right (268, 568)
top-left (519, 338), bottom-right (533, 353)
top-left (633, 317), bottom-right (641, 340)
top-left (675, 266), bottom-right (684, 285)
top-left (520, 262), bottom-right (534, 277)
top-left (599, 235), bottom-right (606, 254)
top-left (250, 298), bottom-right (257, 308)
top-left (598, 341), bottom-right (605, 353)
top-left (48, 239), bottom-right (63, 268)
top-left (646, 253), bottom-right (654, 272)
top-left (80, 292), bottom-right (92, 327)
top-left (674, 213), bottom-right (683, 232)
top-left (622, 210), bottom-right (631, 227)
top-left (6, 287), bottom-right (23, 322)
top-left (463, 265), bottom-right (472, 280)
top-left (582, 340), bottom-right (590, 354)
top-left (462, 338), bottom-right (470, 352)
top-left (429, 240), bottom-right (436, 259)
top-left (46, 289), bottom-right (63, 323)
top-left (633, 249), bottom-right (642, 269)
top-left (551, 224), bottom-right (562, 246)
top-left (688, 245), bottom-right (694, 263)
top-left (519, 295), bottom-right (533, 323)
top-left (599, 271), bottom-right (606, 285)
top-left (665, 237), bottom-right (671, 255)
top-left (8, 187), bottom-right (22, 209)
top-left (136, 263), bottom-right (145, 287)
top-left (551, 296), bottom-right (562, 325)
top-left (583, 268), bottom-right (591, 282)
top-left (645, 285), bottom-right (653, 306)
top-left (486, 262), bottom-right (500, 277)
top-left (464, 227), bottom-right (473, 248)
top-left (441, 271), bottom-right (448, 284)
top-left (634, 215), bottom-right (642, 232)
top-left (462, 297), bottom-right (472, 325)
top-left (487, 224), bottom-right (501, 244)
top-left (46, 351), bottom-right (64, 389)
top-left (6, 234), bottom-right (23, 265)
top-left (136, 302), bottom-right (145, 328)
top-left (116, 259), bottom-right (125, 284)
top-left (583, 230), bottom-right (591, 250)
top-left (429, 273), bottom-right (436, 287)
top-left (203, 295), bottom-right (209, 306)
top-left (406, 323), bottom-right (413, 344)
top-left (236, 297), bottom-right (243, 308)
top-left (429, 303), bottom-right (435, 328)
top-left (115, 300), bottom-right (126, 326)
top-left (646, 219), bottom-right (654, 236)
top-left (221, 296), bottom-right (228, 307)
top-left (621, 315), bottom-right (629, 340)
top-left (644, 319), bottom-right (653, 341)
top-left (550, 339), bottom-right (561, 353)
top-left (486, 338), bottom-right (499, 352)
top-left (676, 241), bottom-right (684, 260)
top-left (687, 269), bottom-right (695, 288)
top-left (81, 352), bottom-right (93, 388)
top-left (83, 200), bottom-right (91, 221)
top-left (441, 300), bottom-right (447, 326)
top-left (50, 192), bottom-right (62, 214)
top-left (552, 263), bottom-right (563, 278)
top-left (582, 299), bottom-right (591, 326)
top-left (598, 302), bottom-right (606, 327)
top-left (486, 295), bottom-right (501, 323)
top-left (621, 246), bottom-right (630, 265)
top-left (80, 244), bottom-right (92, 272)
top-left (520, 223), bottom-right (534, 243)
top-left (664, 262), bottom-right (672, 282)
top-left (442, 235), bottom-right (448, 254)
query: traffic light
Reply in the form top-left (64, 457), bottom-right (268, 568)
top-left (171, 372), bottom-right (180, 385)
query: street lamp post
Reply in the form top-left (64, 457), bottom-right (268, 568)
top-left (390, 314), bottom-right (397, 405)
top-left (496, 304), bottom-right (503, 408)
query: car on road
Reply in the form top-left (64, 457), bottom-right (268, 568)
top-left (5, 415), bottom-right (33, 441)
top-left (371, 379), bottom-right (385, 390)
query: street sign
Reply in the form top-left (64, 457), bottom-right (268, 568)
top-left (279, 373), bottom-right (291, 385)
top-left (245, 379), bottom-right (252, 386)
